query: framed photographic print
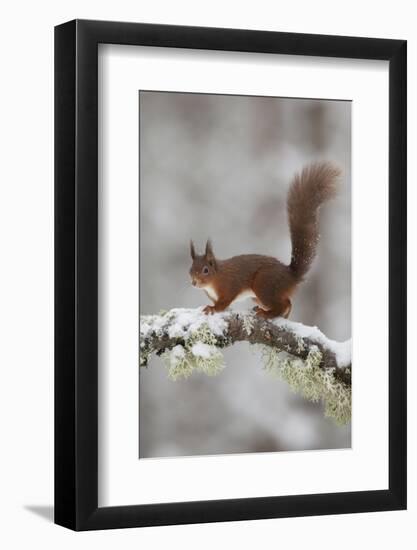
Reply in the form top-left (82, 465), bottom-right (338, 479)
top-left (55, 20), bottom-right (406, 530)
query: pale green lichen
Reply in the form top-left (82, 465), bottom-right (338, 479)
top-left (162, 323), bottom-right (225, 380)
top-left (261, 345), bottom-right (351, 425)
top-left (163, 345), bottom-right (195, 380)
top-left (139, 339), bottom-right (153, 368)
top-left (188, 323), bottom-right (218, 347)
top-left (242, 314), bottom-right (255, 336)
top-left (191, 346), bottom-right (225, 377)
top-left (139, 348), bottom-right (150, 368)
top-left (295, 336), bottom-right (307, 354)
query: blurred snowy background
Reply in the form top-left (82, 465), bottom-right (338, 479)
top-left (139, 91), bottom-right (351, 458)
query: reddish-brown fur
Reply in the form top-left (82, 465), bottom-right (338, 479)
top-left (189, 162), bottom-right (340, 319)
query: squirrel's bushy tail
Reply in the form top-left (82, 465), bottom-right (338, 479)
top-left (287, 162), bottom-right (340, 280)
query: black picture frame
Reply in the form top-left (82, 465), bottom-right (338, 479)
top-left (55, 19), bottom-right (407, 531)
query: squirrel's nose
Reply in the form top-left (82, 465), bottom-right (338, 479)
top-left (191, 279), bottom-right (197, 286)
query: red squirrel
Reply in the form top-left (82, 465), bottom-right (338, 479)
top-left (189, 162), bottom-right (340, 319)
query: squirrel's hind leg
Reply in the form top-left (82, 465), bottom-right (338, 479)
top-left (255, 298), bottom-right (292, 320)
top-left (252, 268), bottom-right (294, 319)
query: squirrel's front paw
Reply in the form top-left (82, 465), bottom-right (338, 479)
top-left (203, 305), bottom-right (216, 315)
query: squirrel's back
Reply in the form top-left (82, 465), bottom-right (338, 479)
top-left (287, 162), bottom-right (340, 280)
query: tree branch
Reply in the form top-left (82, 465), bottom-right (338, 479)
top-left (140, 308), bottom-right (351, 424)
top-left (140, 308), bottom-right (351, 385)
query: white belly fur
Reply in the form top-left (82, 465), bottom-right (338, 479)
top-left (202, 286), bottom-right (256, 304)
top-left (232, 289), bottom-right (256, 303)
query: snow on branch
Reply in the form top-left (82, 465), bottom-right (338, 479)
top-left (140, 308), bottom-right (352, 425)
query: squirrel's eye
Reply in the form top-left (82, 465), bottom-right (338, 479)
top-left (202, 266), bottom-right (209, 275)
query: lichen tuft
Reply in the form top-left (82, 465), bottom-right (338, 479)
top-left (242, 314), bottom-right (255, 336)
top-left (260, 345), bottom-right (351, 425)
top-left (162, 322), bottom-right (225, 380)
top-left (163, 345), bottom-right (194, 380)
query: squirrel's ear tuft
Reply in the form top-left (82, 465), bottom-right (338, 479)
top-left (205, 239), bottom-right (215, 262)
top-left (190, 239), bottom-right (196, 260)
